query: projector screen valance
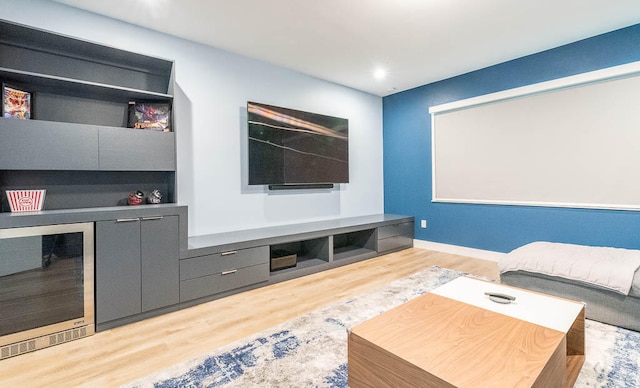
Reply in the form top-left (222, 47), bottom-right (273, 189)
top-left (429, 61), bottom-right (640, 211)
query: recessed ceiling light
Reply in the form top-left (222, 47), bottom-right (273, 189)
top-left (387, 87), bottom-right (397, 92)
top-left (373, 68), bottom-right (387, 80)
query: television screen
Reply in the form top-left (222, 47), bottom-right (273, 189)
top-left (247, 101), bottom-right (349, 186)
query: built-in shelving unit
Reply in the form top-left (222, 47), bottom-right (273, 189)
top-left (0, 19), bottom-right (183, 332)
top-left (0, 19), bottom-right (176, 212)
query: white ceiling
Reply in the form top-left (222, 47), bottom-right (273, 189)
top-left (51, 0), bottom-right (640, 96)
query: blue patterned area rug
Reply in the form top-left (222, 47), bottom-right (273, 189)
top-left (125, 266), bottom-right (640, 387)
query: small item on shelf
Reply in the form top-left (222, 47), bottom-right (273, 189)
top-left (128, 101), bottom-right (171, 132)
top-left (2, 84), bottom-right (32, 120)
top-left (6, 189), bottom-right (46, 212)
top-left (147, 189), bottom-right (162, 204)
top-left (270, 249), bottom-right (297, 271)
top-left (128, 190), bottom-right (144, 206)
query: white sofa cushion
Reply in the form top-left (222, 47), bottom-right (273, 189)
top-left (500, 242), bottom-right (640, 295)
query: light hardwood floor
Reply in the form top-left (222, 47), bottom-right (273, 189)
top-left (0, 247), bottom-right (499, 387)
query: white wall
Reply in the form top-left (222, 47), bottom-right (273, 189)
top-left (3, 0), bottom-right (384, 236)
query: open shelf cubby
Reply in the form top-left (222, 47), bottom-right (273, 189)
top-left (269, 237), bottom-right (330, 274)
top-left (0, 170), bottom-right (175, 212)
top-left (333, 228), bottom-right (376, 261)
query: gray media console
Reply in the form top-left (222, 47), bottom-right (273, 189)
top-left (180, 214), bottom-right (414, 306)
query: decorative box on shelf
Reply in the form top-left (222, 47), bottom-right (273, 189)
top-left (270, 249), bottom-right (297, 271)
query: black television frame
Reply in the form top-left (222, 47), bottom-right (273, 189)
top-left (247, 101), bottom-right (349, 190)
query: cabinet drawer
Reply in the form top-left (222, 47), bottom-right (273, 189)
top-left (378, 222), bottom-right (414, 239)
top-left (377, 234), bottom-right (413, 253)
top-left (180, 263), bottom-right (269, 302)
top-left (180, 246), bottom-right (268, 281)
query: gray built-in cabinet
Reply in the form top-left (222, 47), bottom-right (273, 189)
top-left (0, 120), bottom-right (176, 172)
top-left (96, 215), bottom-right (179, 330)
top-left (180, 246), bottom-right (270, 302)
top-left (377, 221), bottom-right (414, 253)
top-left (0, 19), bottom-right (176, 211)
top-left (0, 205), bottom-right (188, 332)
top-left (0, 19), bottom-right (182, 331)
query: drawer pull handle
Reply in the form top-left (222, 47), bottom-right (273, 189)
top-left (142, 216), bottom-right (164, 221)
top-left (221, 250), bottom-right (237, 256)
top-left (116, 218), bottom-right (138, 223)
top-left (221, 269), bottom-right (238, 275)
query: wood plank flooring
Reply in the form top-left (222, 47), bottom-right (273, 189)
top-left (0, 247), bottom-right (499, 387)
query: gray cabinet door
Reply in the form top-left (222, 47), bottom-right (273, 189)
top-left (95, 219), bottom-right (142, 323)
top-left (141, 215), bottom-right (179, 312)
top-left (0, 119), bottom-right (99, 170)
top-left (98, 127), bottom-right (176, 171)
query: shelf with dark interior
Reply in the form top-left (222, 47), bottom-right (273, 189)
top-left (0, 65), bottom-right (173, 131)
top-left (332, 228), bottom-right (377, 261)
top-left (0, 20), bottom-right (174, 92)
top-left (0, 67), bottom-right (172, 103)
top-left (0, 170), bottom-right (176, 213)
top-left (0, 20), bottom-right (174, 129)
top-left (0, 19), bottom-right (176, 212)
top-left (269, 237), bottom-right (330, 274)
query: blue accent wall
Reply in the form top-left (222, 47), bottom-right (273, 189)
top-left (383, 24), bottom-right (640, 253)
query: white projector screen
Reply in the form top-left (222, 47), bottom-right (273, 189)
top-left (430, 62), bottom-right (640, 211)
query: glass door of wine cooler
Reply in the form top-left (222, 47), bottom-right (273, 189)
top-left (0, 222), bottom-right (94, 359)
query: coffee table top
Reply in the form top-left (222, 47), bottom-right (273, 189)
top-left (349, 276), bottom-right (585, 387)
top-left (431, 276), bottom-right (584, 333)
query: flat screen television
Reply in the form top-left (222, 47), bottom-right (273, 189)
top-left (247, 101), bottom-right (349, 188)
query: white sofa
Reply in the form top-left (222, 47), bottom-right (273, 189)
top-left (499, 241), bottom-right (640, 332)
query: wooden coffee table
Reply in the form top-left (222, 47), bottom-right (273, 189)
top-left (348, 276), bottom-right (585, 387)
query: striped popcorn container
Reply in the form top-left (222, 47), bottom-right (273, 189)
top-left (6, 190), bottom-right (46, 212)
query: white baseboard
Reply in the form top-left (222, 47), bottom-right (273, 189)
top-left (413, 239), bottom-right (505, 262)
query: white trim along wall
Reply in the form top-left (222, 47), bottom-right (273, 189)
top-left (414, 240), bottom-right (505, 263)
